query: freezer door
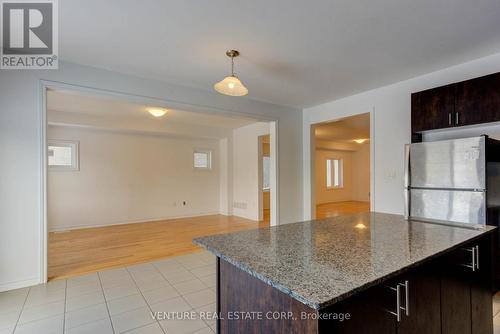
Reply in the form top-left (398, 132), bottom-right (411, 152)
top-left (410, 189), bottom-right (486, 225)
top-left (410, 136), bottom-right (486, 190)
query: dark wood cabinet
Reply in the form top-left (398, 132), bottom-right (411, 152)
top-left (397, 264), bottom-right (441, 334)
top-left (411, 71), bottom-right (500, 135)
top-left (440, 237), bottom-right (493, 334)
top-left (320, 285), bottom-right (397, 334)
top-left (216, 234), bottom-right (494, 334)
top-left (455, 72), bottom-right (500, 127)
top-left (411, 84), bottom-right (455, 133)
top-left (329, 236), bottom-right (493, 334)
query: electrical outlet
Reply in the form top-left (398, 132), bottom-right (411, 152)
top-left (232, 202), bottom-right (247, 209)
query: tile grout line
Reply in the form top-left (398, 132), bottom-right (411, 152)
top-left (62, 280), bottom-right (68, 334)
top-left (97, 271), bottom-right (116, 334)
top-left (11, 287), bottom-right (31, 334)
top-left (153, 257), bottom-right (214, 331)
top-left (179, 256), bottom-right (218, 333)
top-left (173, 255), bottom-right (216, 331)
top-left (125, 266), bottom-right (167, 334)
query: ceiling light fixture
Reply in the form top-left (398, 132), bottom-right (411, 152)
top-left (354, 139), bottom-right (367, 144)
top-left (214, 50), bottom-right (248, 97)
top-left (147, 108), bottom-right (168, 117)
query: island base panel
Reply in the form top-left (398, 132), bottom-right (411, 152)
top-left (217, 258), bottom-right (319, 334)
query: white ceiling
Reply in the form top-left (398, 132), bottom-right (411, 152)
top-left (315, 113), bottom-right (370, 142)
top-left (59, 0), bottom-right (500, 108)
top-left (47, 89), bottom-right (257, 139)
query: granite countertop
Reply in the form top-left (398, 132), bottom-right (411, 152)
top-left (193, 212), bottom-right (496, 310)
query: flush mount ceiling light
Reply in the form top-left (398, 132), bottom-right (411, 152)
top-left (214, 50), bottom-right (248, 97)
top-left (147, 108), bottom-right (168, 117)
top-left (353, 139), bottom-right (368, 144)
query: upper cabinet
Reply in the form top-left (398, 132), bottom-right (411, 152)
top-left (411, 72), bottom-right (500, 134)
top-left (455, 72), bottom-right (500, 127)
top-left (411, 84), bottom-right (455, 132)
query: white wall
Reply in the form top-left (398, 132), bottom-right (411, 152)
top-left (47, 126), bottom-right (220, 231)
top-left (303, 52), bottom-right (500, 219)
top-left (0, 61), bottom-right (302, 291)
top-left (232, 122), bottom-right (270, 221)
top-left (218, 138), bottom-right (231, 216)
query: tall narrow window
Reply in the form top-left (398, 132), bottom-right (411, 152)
top-left (263, 156), bottom-right (270, 190)
top-left (326, 158), bottom-right (343, 188)
top-left (48, 140), bottom-right (79, 171)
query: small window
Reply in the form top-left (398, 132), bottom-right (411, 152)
top-left (48, 140), bottom-right (79, 171)
top-left (194, 150), bottom-right (212, 169)
top-left (326, 158), bottom-right (343, 188)
top-left (263, 156), bottom-right (270, 191)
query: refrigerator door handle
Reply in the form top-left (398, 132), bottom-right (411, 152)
top-left (404, 144), bottom-right (410, 220)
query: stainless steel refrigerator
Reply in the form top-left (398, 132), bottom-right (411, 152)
top-left (404, 135), bottom-right (500, 225)
top-left (404, 135), bottom-right (500, 288)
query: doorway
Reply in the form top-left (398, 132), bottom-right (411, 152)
top-left (311, 113), bottom-right (371, 219)
top-left (41, 83), bottom-right (279, 281)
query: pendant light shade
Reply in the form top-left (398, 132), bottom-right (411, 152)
top-left (214, 75), bottom-right (248, 96)
top-left (214, 50), bottom-right (248, 96)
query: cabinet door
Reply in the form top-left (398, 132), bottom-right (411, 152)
top-left (455, 72), bottom-right (500, 126)
top-left (411, 84), bottom-right (455, 132)
top-left (440, 263), bottom-right (472, 334)
top-left (440, 237), bottom-right (494, 334)
top-left (470, 236), bottom-right (493, 334)
top-left (320, 285), bottom-right (397, 334)
top-left (397, 264), bottom-right (441, 334)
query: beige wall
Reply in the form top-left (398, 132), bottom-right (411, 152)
top-left (48, 125), bottom-right (220, 231)
top-left (352, 142), bottom-right (370, 202)
top-left (232, 122), bottom-right (270, 221)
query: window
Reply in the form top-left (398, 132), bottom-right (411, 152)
top-left (48, 140), bottom-right (79, 171)
top-left (263, 156), bottom-right (270, 191)
top-left (194, 150), bottom-right (212, 169)
top-left (326, 158), bottom-right (343, 188)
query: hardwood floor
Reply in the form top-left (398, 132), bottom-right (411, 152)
top-left (316, 201), bottom-right (370, 219)
top-left (48, 214), bottom-right (269, 281)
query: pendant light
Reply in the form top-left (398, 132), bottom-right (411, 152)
top-left (214, 50), bottom-right (248, 96)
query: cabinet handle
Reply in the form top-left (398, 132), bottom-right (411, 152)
top-left (461, 246), bottom-right (477, 271)
top-left (449, 113), bottom-right (452, 126)
top-left (386, 284), bottom-right (401, 322)
top-left (475, 245), bottom-right (479, 270)
top-left (455, 112), bottom-right (459, 125)
top-left (399, 280), bottom-right (410, 316)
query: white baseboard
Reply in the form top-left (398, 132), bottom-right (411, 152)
top-left (0, 276), bottom-right (40, 293)
top-left (48, 211), bottom-right (222, 232)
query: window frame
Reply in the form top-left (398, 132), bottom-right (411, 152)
top-left (48, 139), bottom-right (80, 171)
top-left (326, 158), bottom-right (343, 189)
top-left (193, 149), bottom-right (212, 170)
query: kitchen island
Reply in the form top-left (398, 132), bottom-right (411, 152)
top-left (194, 212), bottom-right (496, 334)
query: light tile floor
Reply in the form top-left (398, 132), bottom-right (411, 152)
top-left (0, 251), bottom-right (217, 334)
top-left (2, 251), bottom-right (500, 334)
